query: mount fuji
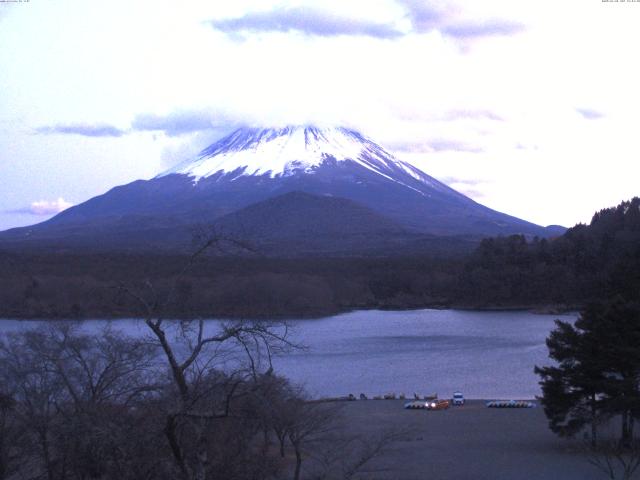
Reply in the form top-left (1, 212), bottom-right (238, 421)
top-left (0, 125), bottom-right (563, 254)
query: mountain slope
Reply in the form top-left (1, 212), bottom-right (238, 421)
top-left (211, 191), bottom-right (436, 255)
top-left (0, 125), bottom-right (562, 253)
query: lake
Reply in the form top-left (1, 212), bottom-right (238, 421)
top-left (0, 309), bottom-right (575, 399)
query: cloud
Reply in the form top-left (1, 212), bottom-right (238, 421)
top-left (159, 128), bottom-right (237, 168)
top-left (209, 6), bottom-right (403, 39)
top-left (36, 123), bottom-right (125, 137)
top-left (444, 109), bottom-right (504, 121)
top-left (396, 0), bottom-right (444, 31)
top-left (428, 139), bottom-right (484, 153)
top-left (131, 110), bottom-right (222, 136)
top-left (398, 1), bottom-right (524, 39)
top-left (36, 110), bottom-right (236, 140)
top-left (9, 197), bottom-right (74, 216)
top-left (439, 176), bottom-right (483, 186)
top-left (576, 108), bottom-right (604, 120)
top-left (457, 187), bottom-right (485, 198)
top-left (442, 20), bottom-right (525, 39)
top-left (389, 138), bottom-right (484, 154)
top-left (439, 177), bottom-right (486, 199)
top-left (207, 1), bottom-right (523, 45)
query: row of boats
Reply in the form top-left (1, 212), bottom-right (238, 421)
top-left (486, 400), bottom-right (536, 408)
top-left (404, 399), bottom-right (450, 410)
top-left (404, 399), bottom-right (536, 410)
top-left (344, 393), bottom-right (438, 401)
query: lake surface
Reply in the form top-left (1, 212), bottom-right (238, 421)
top-left (0, 309), bottom-right (576, 399)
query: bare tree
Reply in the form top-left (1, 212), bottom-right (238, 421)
top-left (0, 323), bottom-right (159, 480)
top-left (585, 438), bottom-right (640, 480)
top-left (117, 231), bottom-right (297, 480)
top-left (268, 392), bottom-right (406, 480)
top-left (285, 399), bottom-right (341, 480)
top-left (1, 328), bottom-right (68, 480)
top-left (0, 392), bottom-right (23, 480)
top-left (308, 422), bottom-right (409, 480)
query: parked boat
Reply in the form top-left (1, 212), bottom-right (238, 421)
top-left (404, 399), bottom-right (449, 410)
top-left (404, 401), bottom-right (428, 409)
top-left (486, 400), bottom-right (536, 408)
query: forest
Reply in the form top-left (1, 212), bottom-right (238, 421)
top-left (0, 197), bottom-right (638, 319)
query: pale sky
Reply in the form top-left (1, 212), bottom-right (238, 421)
top-left (1, 0), bottom-right (639, 231)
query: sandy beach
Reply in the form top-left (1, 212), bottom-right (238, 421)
top-left (335, 399), bottom-right (606, 480)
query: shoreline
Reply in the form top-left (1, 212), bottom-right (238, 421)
top-left (0, 303), bottom-right (580, 322)
top-left (312, 396), bottom-right (540, 403)
top-left (337, 398), bottom-right (541, 401)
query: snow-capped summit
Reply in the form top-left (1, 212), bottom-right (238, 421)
top-left (161, 125), bottom-right (394, 179)
top-left (159, 125), bottom-right (448, 194)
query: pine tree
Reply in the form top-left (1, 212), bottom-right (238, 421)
top-left (535, 316), bottom-right (606, 445)
top-left (536, 297), bottom-right (640, 446)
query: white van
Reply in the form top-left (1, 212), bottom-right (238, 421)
top-left (452, 391), bottom-right (465, 406)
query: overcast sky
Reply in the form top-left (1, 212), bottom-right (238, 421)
top-left (1, 0), bottom-right (639, 231)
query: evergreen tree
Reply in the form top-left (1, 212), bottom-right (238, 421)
top-left (586, 299), bottom-right (640, 445)
top-left (535, 315), bottom-right (606, 445)
top-left (536, 297), bottom-right (640, 446)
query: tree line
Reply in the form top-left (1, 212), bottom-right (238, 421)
top-left (459, 198), bottom-right (640, 308)
top-left (2, 198), bottom-right (638, 319)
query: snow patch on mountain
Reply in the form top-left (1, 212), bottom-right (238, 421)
top-left (159, 126), bottom-right (448, 194)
